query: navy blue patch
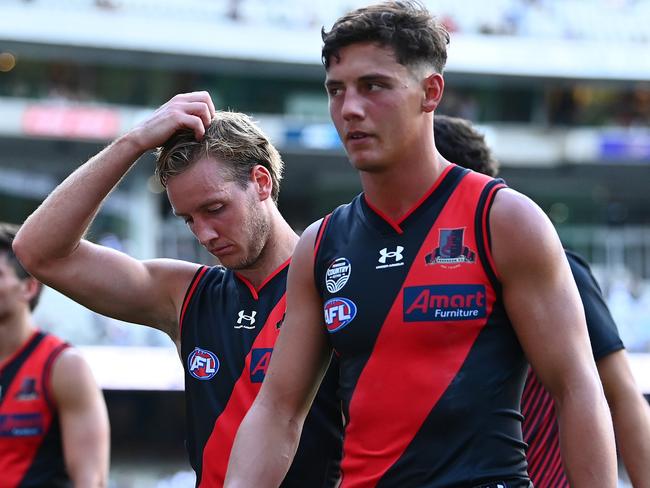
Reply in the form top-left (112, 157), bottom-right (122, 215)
top-left (250, 348), bottom-right (273, 383)
top-left (0, 413), bottom-right (44, 437)
top-left (403, 284), bottom-right (487, 322)
top-left (15, 377), bottom-right (38, 400)
top-left (425, 228), bottom-right (475, 265)
top-left (325, 257), bottom-right (352, 293)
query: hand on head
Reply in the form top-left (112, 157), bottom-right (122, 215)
top-left (130, 91), bottom-right (217, 152)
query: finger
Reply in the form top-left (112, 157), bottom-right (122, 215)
top-left (174, 101), bottom-right (213, 129)
top-left (175, 112), bottom-right (207, 141)
top-left (202, 92), bottom-right (217, 118)
top-left (174, 91), bottom-right (216, 117)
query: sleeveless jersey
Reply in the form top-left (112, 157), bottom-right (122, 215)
top-left (180, 260), bottom-right (342, 487)
top-left (522, 250), bottom-right (624, 487)
top-left (0, 331), bottom-right (71, 488)
top-left (314, 165), bottom-right (531, 487)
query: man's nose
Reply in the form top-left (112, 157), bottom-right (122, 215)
top-left (194, 220), bottom-right (219, 247)
top-left (341, 89), bottom-right (365, 121)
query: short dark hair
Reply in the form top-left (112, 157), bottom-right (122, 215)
top-left (434, 115), bottom-right (499, 177)
top-left (156, 111), bottom-right (284, 204)
top-left (321, 1), bottom-right (449, 73)
top-left (0, 222), bottom-right (43, 310)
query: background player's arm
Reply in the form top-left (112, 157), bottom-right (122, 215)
top-left (597, 350), bottom-right (650, 487)
top-left (569, 252), bottom-right (650, 487)
top-left (51, 349), bottom-right (110, 488)
top-left (225, 221), bottom-right (332, 488)
top-left (13, 92), bottom-right (215, 338)
top-left (490, 188), bottom-right (617, 487)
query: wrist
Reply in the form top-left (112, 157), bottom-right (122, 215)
top-left (116, 129), bottom-right (150, 159)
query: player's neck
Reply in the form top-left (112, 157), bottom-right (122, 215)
top-left (236, 212), bottom-right (298, 289)
top-left (361, 156), bottom-right (450, 222)
top-left (0, 312), bottom-right (37, 364)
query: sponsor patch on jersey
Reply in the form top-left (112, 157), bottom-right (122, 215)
top-left (403, 284), bottom-right (487, 322)
top-left (325, 257), bottom-right (352, 293)
top-left (250, 348), bottom-right (273, 383)
top-left (15, 377), bottom-right (39, 401)
top-left (425, 228), bottom-right (475, 266)
top-left (188, 347), bottom-right (220, 380)
top-left (324, 297), bottom-right (357, 333)
top-left (0, 413), bottom-right (44, 437)
top-left (376, 246), bottom-right (405, 269)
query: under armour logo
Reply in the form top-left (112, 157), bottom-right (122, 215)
top-left (377, 246), bottom-right (405, 269)
top-left (378, 246), bottom-right (403, 263)
top-left (235, 310), bottom-right (257, 329)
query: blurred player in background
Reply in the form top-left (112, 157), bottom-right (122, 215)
top-left (12, 93), bottom-right (342, 486)
top-left (434, 114), bottom-right (650, 488)
top-left (0, 223), bottom-right (110, 488)
top-left (226, 1), bottom-right (616, 486)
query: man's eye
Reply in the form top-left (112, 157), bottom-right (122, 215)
top-left (327, 87), bottom-right (341, 97)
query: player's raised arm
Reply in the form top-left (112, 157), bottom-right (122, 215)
top-left (490, 188), bottom-right (617, 486)
top-left (12, 92), bottom-right (215, 337)
top-left (225, 221), bottom-right (333, 488)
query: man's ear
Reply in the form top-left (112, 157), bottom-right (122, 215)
top-left (422, 72), bottom-right (444, 113)
top-left (250, 165), bottom-right (273, 201)
top-left (21, 276), bottom-right (41, 304)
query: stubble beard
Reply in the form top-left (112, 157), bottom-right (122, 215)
top-left (228, 200), bottom-right (271, 271)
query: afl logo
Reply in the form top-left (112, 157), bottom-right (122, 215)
top-left (325, 257), bottom-right (351, 293)
top-left (188, 347), bottom-right (220, 380)
top-left (324, 297), bottom-right (357, 333)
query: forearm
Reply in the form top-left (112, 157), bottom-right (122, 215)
top-left (612, 395), bottom-right (650, 487)
top-left (225, 401), bottom-right (303, 488)
top-left (14, 134), bottom-right (144, 263)
top-left (557, 383), bottom-right (617, 486)
top-left (69, 466), bottom-right (108, 488)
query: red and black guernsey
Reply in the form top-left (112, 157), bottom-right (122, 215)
top-left (0, 331), bottom-right (71, 488)
top-left (522, 250), bottom-right (624, 488)
top-left (314, 165), bottom-right (531, 487)
top-left (180, 259), bottom-right (342, 487)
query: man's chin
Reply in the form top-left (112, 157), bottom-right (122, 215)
top-left (349, 157), bottom-right (386, 173)
top-left (220, 253), bottom-right (260, 272)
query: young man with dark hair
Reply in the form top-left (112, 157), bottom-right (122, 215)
top-left (13, 97), bottom-right (342, 486)
top-left (226, 2), bottom-right (617, 486)
top-left (434, 114), bottom-right (650, 488)
top-left (0, 222), bottom-right (110, 487)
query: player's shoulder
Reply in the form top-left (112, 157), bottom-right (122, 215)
top-left (491, 188), bottom-right (556, 242)
top-left (53, 346), bottom-right (88, 370)
top-left (49, 346), bottom-right (100, 404)
top-left (489, 188), bottom-right (565, 277)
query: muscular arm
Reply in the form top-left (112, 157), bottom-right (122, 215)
top-left (51, 349), bottom-right (110, 487)
top-left (490, 189), bottom-right (617, 487)
top-left (598, 350), bottom-right (650, 487)
top-left (13, 92), bottom-right (215, 339)
top-left (225, 222), bottom-right (332, 488)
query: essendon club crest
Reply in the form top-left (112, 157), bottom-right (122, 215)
top-left (425, 228), bottom-right (475, 265)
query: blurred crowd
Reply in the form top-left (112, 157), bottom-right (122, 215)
top-left (15, 0), bottom-right (650, 42)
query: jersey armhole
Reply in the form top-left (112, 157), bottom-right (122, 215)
top-left (475, 180), bottom-right (507, 292)
top-left (314, 214), bottom-right (332, 258)
top-left (42, 341), bottom-right (71, 411)
top-left (313, 214), bottom-right (332, 296)
top-left (179, 266), bottom-right (209, 336)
